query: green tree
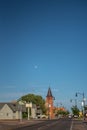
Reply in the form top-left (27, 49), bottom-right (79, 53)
top-left (56, 110), bottom-right (69, 117)
top-left (84, 105), bottom-right (87, 111)
top-left (18, 94), bottom-right (46, 114)
top-left (71, 106), bottom-right (80, 116)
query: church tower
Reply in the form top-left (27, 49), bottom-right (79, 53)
top-left (45, 87), bottom-right (54, 119)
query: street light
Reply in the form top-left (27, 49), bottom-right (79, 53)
top-left (75, 92), bottom-right (85, 115)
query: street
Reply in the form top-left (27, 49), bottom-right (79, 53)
top-left (0, 118), bottom-right (87, 130)
top-left (13, 118), bottom-right (72, 130)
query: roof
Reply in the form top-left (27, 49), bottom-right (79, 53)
top-left (0, 102), bottom-right (26, 112)
top-left (46, 87), bottom-right (53, 97)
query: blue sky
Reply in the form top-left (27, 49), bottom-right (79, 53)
top-left (0, 0), bottom-right (87, 110)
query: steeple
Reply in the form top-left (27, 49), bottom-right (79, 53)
top-left (45, 87), bottom-right (54, 119)
top-left (46, 87), bottom-right (53, 97)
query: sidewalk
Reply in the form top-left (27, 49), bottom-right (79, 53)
top-left (72, 119), bottom-right (87, 130)
top-left (0, 119), bottom-right (44, 130)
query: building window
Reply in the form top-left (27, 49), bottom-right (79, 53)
top-left (7, 113), bottom-right (9, 116)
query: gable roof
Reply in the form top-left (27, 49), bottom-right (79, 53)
top-left (46, 87), bottom-right (53, 97)
top-left (0, 102), bottom-right (26, 112)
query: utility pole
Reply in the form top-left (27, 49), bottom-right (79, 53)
top-left (75, 92), bottom-right (85, 116)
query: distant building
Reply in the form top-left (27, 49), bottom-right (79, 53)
top-left (0, 102), bottom-right (26, 120)
top-left (31, 104), bottom-right (37, 119)
top-left (26, 103), bottom-right (42, 119)
top-left (36, 105), bottom-right (42, 118)
top-left (54, 106), bottom-right (67, 116)
top-left (0, 101), bottom-right (43, 120)
top-left (45, 87), bottom-right (55, 119)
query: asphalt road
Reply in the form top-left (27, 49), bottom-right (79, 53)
top-left (13, 118), bottom-right (72, 130)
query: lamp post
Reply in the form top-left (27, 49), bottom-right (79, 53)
top-left (75, 92), bottom-right (85, 115)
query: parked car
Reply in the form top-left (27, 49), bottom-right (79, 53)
top-left (68, 115), bottom-right (72, 118)
top-left (73, 115), bottom-right (78, 118)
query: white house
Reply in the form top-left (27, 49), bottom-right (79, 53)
top-left (0, 102), bottom-right (43, 120)
top-left (0, 102), bottom-right (26, 120)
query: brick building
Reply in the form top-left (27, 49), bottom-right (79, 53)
top-left (45, 87), bottom-right (55, 119)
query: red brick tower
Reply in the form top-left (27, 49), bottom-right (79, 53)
top-left (45, 87), bottom-right (54, 119)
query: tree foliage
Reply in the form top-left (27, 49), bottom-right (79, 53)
top-left (84, 105), bottom-right (87, 111)
top-left (71, 106), bottom-right (80, 116)
top-left (55, 109), bottom-right (69, 117)
top-left (18, 94), bottom-right (46, 114)
top-left (57, 110), bottom-right (69, 116)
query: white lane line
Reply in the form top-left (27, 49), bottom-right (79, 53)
top-left (70, 120), bottom-right (73, 130)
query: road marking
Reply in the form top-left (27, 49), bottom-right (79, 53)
top-left (70, 120), bottom-right (73, 130)
top-left (38, 121), bottom-right (58, 130)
